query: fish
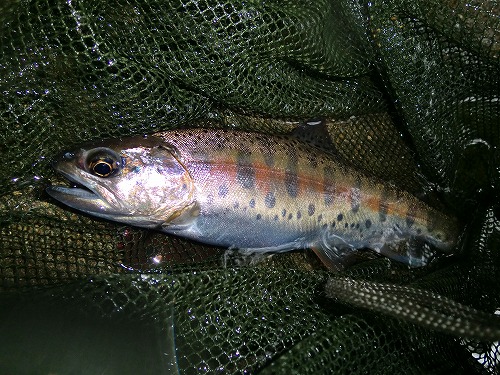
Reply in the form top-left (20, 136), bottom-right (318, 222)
top-left (46, 126), bottom-right (459, 270)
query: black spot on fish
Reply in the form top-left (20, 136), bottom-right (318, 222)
top-left (281, 209), bottom-right (286, 217)
top-left (337, 213), bottom-right (343, 222)
top-left (344, 223), bottom-right (349, 228)
top-left (297, 211), bottom-right (302, 219)
top-left (365, 219), bottom-right (372, 229)
top-left (249, 199), bottom-right (255, 208)
top-left (233, 202), bottom-right (240, 209)
top-left (218, 184), bottom-right (228, 198)
top-left (308, 155), bottom-right (318, 169)
top-left (322, 223), bottom-right (328, 230)
top-left (274, 215), bottom-right (279, 221)
top-left (356, 223), bottom-right (360, 229)
top-left (265, 191), bottom-right (276, 208)
top-left (288, 213), bottom-right (293, 220)
top-left (256, 214), bottom-right (262, 220)
top-left (236, 151), bottom-right (255, 189)
top-left (416, 228), bottom-right (422, 235)
top-left (317, 214), bottom-right (323, 222)
top-left (215, 138), bottom-right (226, 149)
top-left (331, 221), bottom-right (336, 228)
top-left (308, 204), bottom-right (315, 216)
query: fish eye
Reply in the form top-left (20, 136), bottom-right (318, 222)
top-left (86, 150), bottom-right (121, 177)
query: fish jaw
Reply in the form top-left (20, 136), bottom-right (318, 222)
top-left (46, 186), bottom-right (167, 228)
top-left (46, 185), bottom-right (115, 214)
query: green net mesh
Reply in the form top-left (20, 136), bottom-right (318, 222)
top-left (1, 0), bottom-right (500, 373)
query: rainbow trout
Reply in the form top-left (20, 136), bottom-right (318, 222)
top-left (46, 128), bottom-right (459, 269)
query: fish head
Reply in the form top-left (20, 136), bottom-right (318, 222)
top-left (46, 135), bottom-right (196, 229)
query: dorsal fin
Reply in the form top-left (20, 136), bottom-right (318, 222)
top-left (291, 118), bottom-right (337, 154)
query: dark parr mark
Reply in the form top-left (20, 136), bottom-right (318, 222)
top-left (379, 187), bottom-right (389, 222)
top-left (323, 166), bottom-right (336, 207)
top-left (285, 152), bottom-right (298, 198)
top-left (308, 203), bottom-right (315, 216)
top-left (365, 219), bottom-right (372, 229)
top-left (265, 191), bottom-right (276, 208)
top-left (249, 199), bottom-right (256, 208)
top-left (236, 151), bottom-right (256, 189)
top-left (350, 180), bottom-right (361, 213)
top-left (426, 209), bottom-right (437, 232)
top-left (285, 171), bottom-right (298, 198)
top-left (218, 184), bottom-right (229, 198)
top-left (259, 138), bottom-right (275, 168)
top-left (406, 203), bottom-right (416, 227)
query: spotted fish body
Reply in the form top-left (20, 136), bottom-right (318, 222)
top-left (47, 128), bottom-right (459, 269)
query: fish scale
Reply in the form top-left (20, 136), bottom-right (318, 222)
top-left (46, 128), bottom-right (460, 270)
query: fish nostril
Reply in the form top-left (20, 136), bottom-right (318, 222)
top-left (52, 151), bottom-right (75, 168)
top-left (63, 152), bottom-right (75, 161)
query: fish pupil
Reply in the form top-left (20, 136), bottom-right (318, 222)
top-left (93, 161), bottom-right (112, 176)
top-left (89, 156), bottom-right (117, 177)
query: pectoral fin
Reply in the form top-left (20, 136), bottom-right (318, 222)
top-left (161, 201), bottom-right (200, 229)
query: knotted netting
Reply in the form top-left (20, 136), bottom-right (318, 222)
top-left (1, 1), bottom-right (499, 373)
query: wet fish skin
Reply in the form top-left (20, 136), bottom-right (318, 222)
top-left (46, 128), bottom-right (459, 269)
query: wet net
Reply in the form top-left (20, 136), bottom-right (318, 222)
top-left (1, 0), bottom-right (500, 373)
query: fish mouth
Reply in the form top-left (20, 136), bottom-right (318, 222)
top-left (46, 168), bottom-right (120, 216)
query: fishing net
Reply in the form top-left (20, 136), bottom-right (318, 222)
top-left (1, 0), bottom-right (499, 373)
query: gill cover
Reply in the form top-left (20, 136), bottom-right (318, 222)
top-left (46, 136), bottom-right (196, 229)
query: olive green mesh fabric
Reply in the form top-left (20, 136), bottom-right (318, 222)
top-left (1, 1), bottom-right (499, 374)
